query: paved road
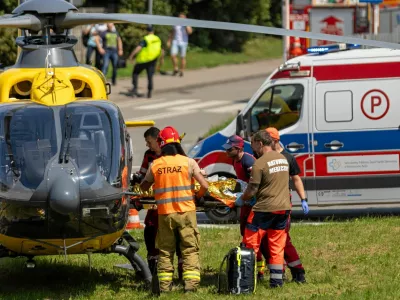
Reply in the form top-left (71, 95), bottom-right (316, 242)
top-left (110, 76), bottom-right (266, 168)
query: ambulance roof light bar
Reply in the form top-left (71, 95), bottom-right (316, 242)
top-left (279, 61), bottom-right (301, 71)
top-left (307, 43), bottom-right (361, 55)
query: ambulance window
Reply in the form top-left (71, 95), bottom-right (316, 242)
top-left (325, 91), bottom-right (353, 122)
top-left (250, 84), bottom-right (303, 132)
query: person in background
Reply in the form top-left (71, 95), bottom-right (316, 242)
top-left (98, 23), bottom-right (123, 86)
top-left (128, 25), bottom-right (162, 98)
top-left (167, 13), bottom-right (192, 77)
top-left (83, 23), bottom-right (107, 70)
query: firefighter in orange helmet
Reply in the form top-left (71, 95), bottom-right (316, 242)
top-left (140, 126), bottom-right (209, 293)
top-left (290, 37), bottom-right (303, 58)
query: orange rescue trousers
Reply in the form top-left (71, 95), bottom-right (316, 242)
top-left (242, 210), bottom-right (289, 288)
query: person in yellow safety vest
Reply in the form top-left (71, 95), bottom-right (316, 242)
top-left (140, 126), bottom-right (209, 293)
top-left (128, 25), bottom-right (162, 99)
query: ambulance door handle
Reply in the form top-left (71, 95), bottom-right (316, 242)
top-left (286, 142), bottom-right (304, 152)
top-left (324, 141), bottom-right (344, 151)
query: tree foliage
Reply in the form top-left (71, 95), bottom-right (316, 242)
top-left (116, 0), bottom-right (173, 57)
top-left (115, 0), bottom-right (279, 54)
top-left (0, 0), bottom-right (18, 67)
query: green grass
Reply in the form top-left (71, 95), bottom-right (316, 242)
top-left (1, 216), bottom-right (400, 299)
top-left (201, 115), bottom-right (236, 139)
top-left (110, 37), bottom-right (282, 79)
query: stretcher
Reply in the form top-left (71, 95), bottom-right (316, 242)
top-left (126, 177), bottom-right (246, 211)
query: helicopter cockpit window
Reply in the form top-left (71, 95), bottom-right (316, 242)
top-left (0, 105), bottom-right (57, 189)
top-left (250, 84), bottom-right (304, 132)
top-left (59, 104), bottom-right (120, 185)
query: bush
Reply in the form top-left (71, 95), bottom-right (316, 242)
top-left (0, 0), bottom-right (18, 67)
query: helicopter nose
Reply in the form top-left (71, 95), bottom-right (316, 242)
top-left (49, 171), bottom-right (80, 215)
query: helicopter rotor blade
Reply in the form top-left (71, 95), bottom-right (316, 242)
top-left (59, 12), bottom-right (400, 50)
top-left (0, 14), bottom-right (41, 31)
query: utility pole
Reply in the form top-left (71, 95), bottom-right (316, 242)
top-left (282, 0), bottom-right (290, 62)
top-left (148, 0), bottom-right (153, 15)
top-left (17, 0), bottom-right (26, 57)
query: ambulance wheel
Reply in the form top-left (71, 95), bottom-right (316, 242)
top-left (205, 207), bottom-right (239, 224)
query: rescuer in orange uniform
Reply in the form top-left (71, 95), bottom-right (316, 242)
top-left (240, 129), bottom-right (291, 288)
top-left (260, 127), bottom-right (308, 283)
top-left (140, 126), bottom-right (209, 293)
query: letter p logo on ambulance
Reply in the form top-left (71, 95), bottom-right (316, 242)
top-left (361, 89), bottom-right (390, 120)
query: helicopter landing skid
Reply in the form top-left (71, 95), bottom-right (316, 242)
top-left (112, 231), bottom-right (152, 285)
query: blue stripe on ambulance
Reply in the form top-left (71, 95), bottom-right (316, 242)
top-left (195, 129), bottom-right (400, 160)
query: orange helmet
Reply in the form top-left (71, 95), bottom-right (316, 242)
top-left (157, 126), bottom-right (182, 147)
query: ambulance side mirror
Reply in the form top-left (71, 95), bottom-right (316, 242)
top-left (237, 114), bottom-right (245, 139)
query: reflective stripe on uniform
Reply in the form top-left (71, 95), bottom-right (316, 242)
top-left (182, 271), bottom-right (201, 280)
top-left (158, 272), bottom-right (173, 281)
top-left (270, 273), bottom-right (283, 279)
top-left (151, 155), bottom-right (196, 214)
top-left (153, 185), bottom-right (195, 194)
top-left (157, 196), bottom-right (195, 205)
top-left (268, 264), bottom-right (283, 270)
top-left (287, 259), bottom-right (301, 267)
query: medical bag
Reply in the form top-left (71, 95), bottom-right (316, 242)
top-left (217, 243), bottom-right (256, 294)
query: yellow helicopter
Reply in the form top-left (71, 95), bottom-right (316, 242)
top-left (0, 0), bottom-right (399, 287)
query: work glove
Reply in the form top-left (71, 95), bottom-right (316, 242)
top-left (195, 196), bottom-right (205, 207)
top-left (301, 199), bottom-right (309, 215)
top-left (130, 173), bottom-right (143, 186)
top-left (131, 199), bottom-right (143, 211)
top-left (235, 193), bottom-right (244, 207)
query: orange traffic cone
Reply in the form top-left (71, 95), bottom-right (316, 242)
top-left (126, 208), bottom-right (143, 229)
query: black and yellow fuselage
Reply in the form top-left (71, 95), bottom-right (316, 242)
top-left (0, 41), bottom-right (137, 257)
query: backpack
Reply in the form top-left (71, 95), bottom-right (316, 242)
top-left (82, 31), bottom-right (89, 47)
top-left (217, 243), bottom-right (257, 294)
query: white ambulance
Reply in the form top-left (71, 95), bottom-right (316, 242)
top-left (188, 43), bottom-right (400, 222)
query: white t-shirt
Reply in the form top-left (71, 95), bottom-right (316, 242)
top-left (173, 25), bottom-right (188, 44)
top-left (86, 24), bottom-right (108, 47)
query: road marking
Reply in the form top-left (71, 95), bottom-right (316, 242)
top-left (127, 110), bottom-right (197, 121)
top-left (135, 99), bottom-right (199, 110)
top-left (170, 100), bottom-right (228, 111)
top-left (113, 98), bottom-right (165, 108)
top-left (204, 102), bottom-right (246, 113)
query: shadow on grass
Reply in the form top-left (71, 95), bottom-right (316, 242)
top-left (0, 258), bottom-right (148, 300)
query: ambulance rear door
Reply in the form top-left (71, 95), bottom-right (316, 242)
top-left (312, 64), bottom-right (400, 205)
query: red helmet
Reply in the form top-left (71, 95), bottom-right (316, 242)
top-left (157, 126), bottom-right (182, 148)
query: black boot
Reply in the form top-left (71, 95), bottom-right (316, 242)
top-left (147, 90), bottom-right (152, 98)
top-left (291, 268), bottom-right (306, 284)
top-left (148, 259), bottom-right (157, 276)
